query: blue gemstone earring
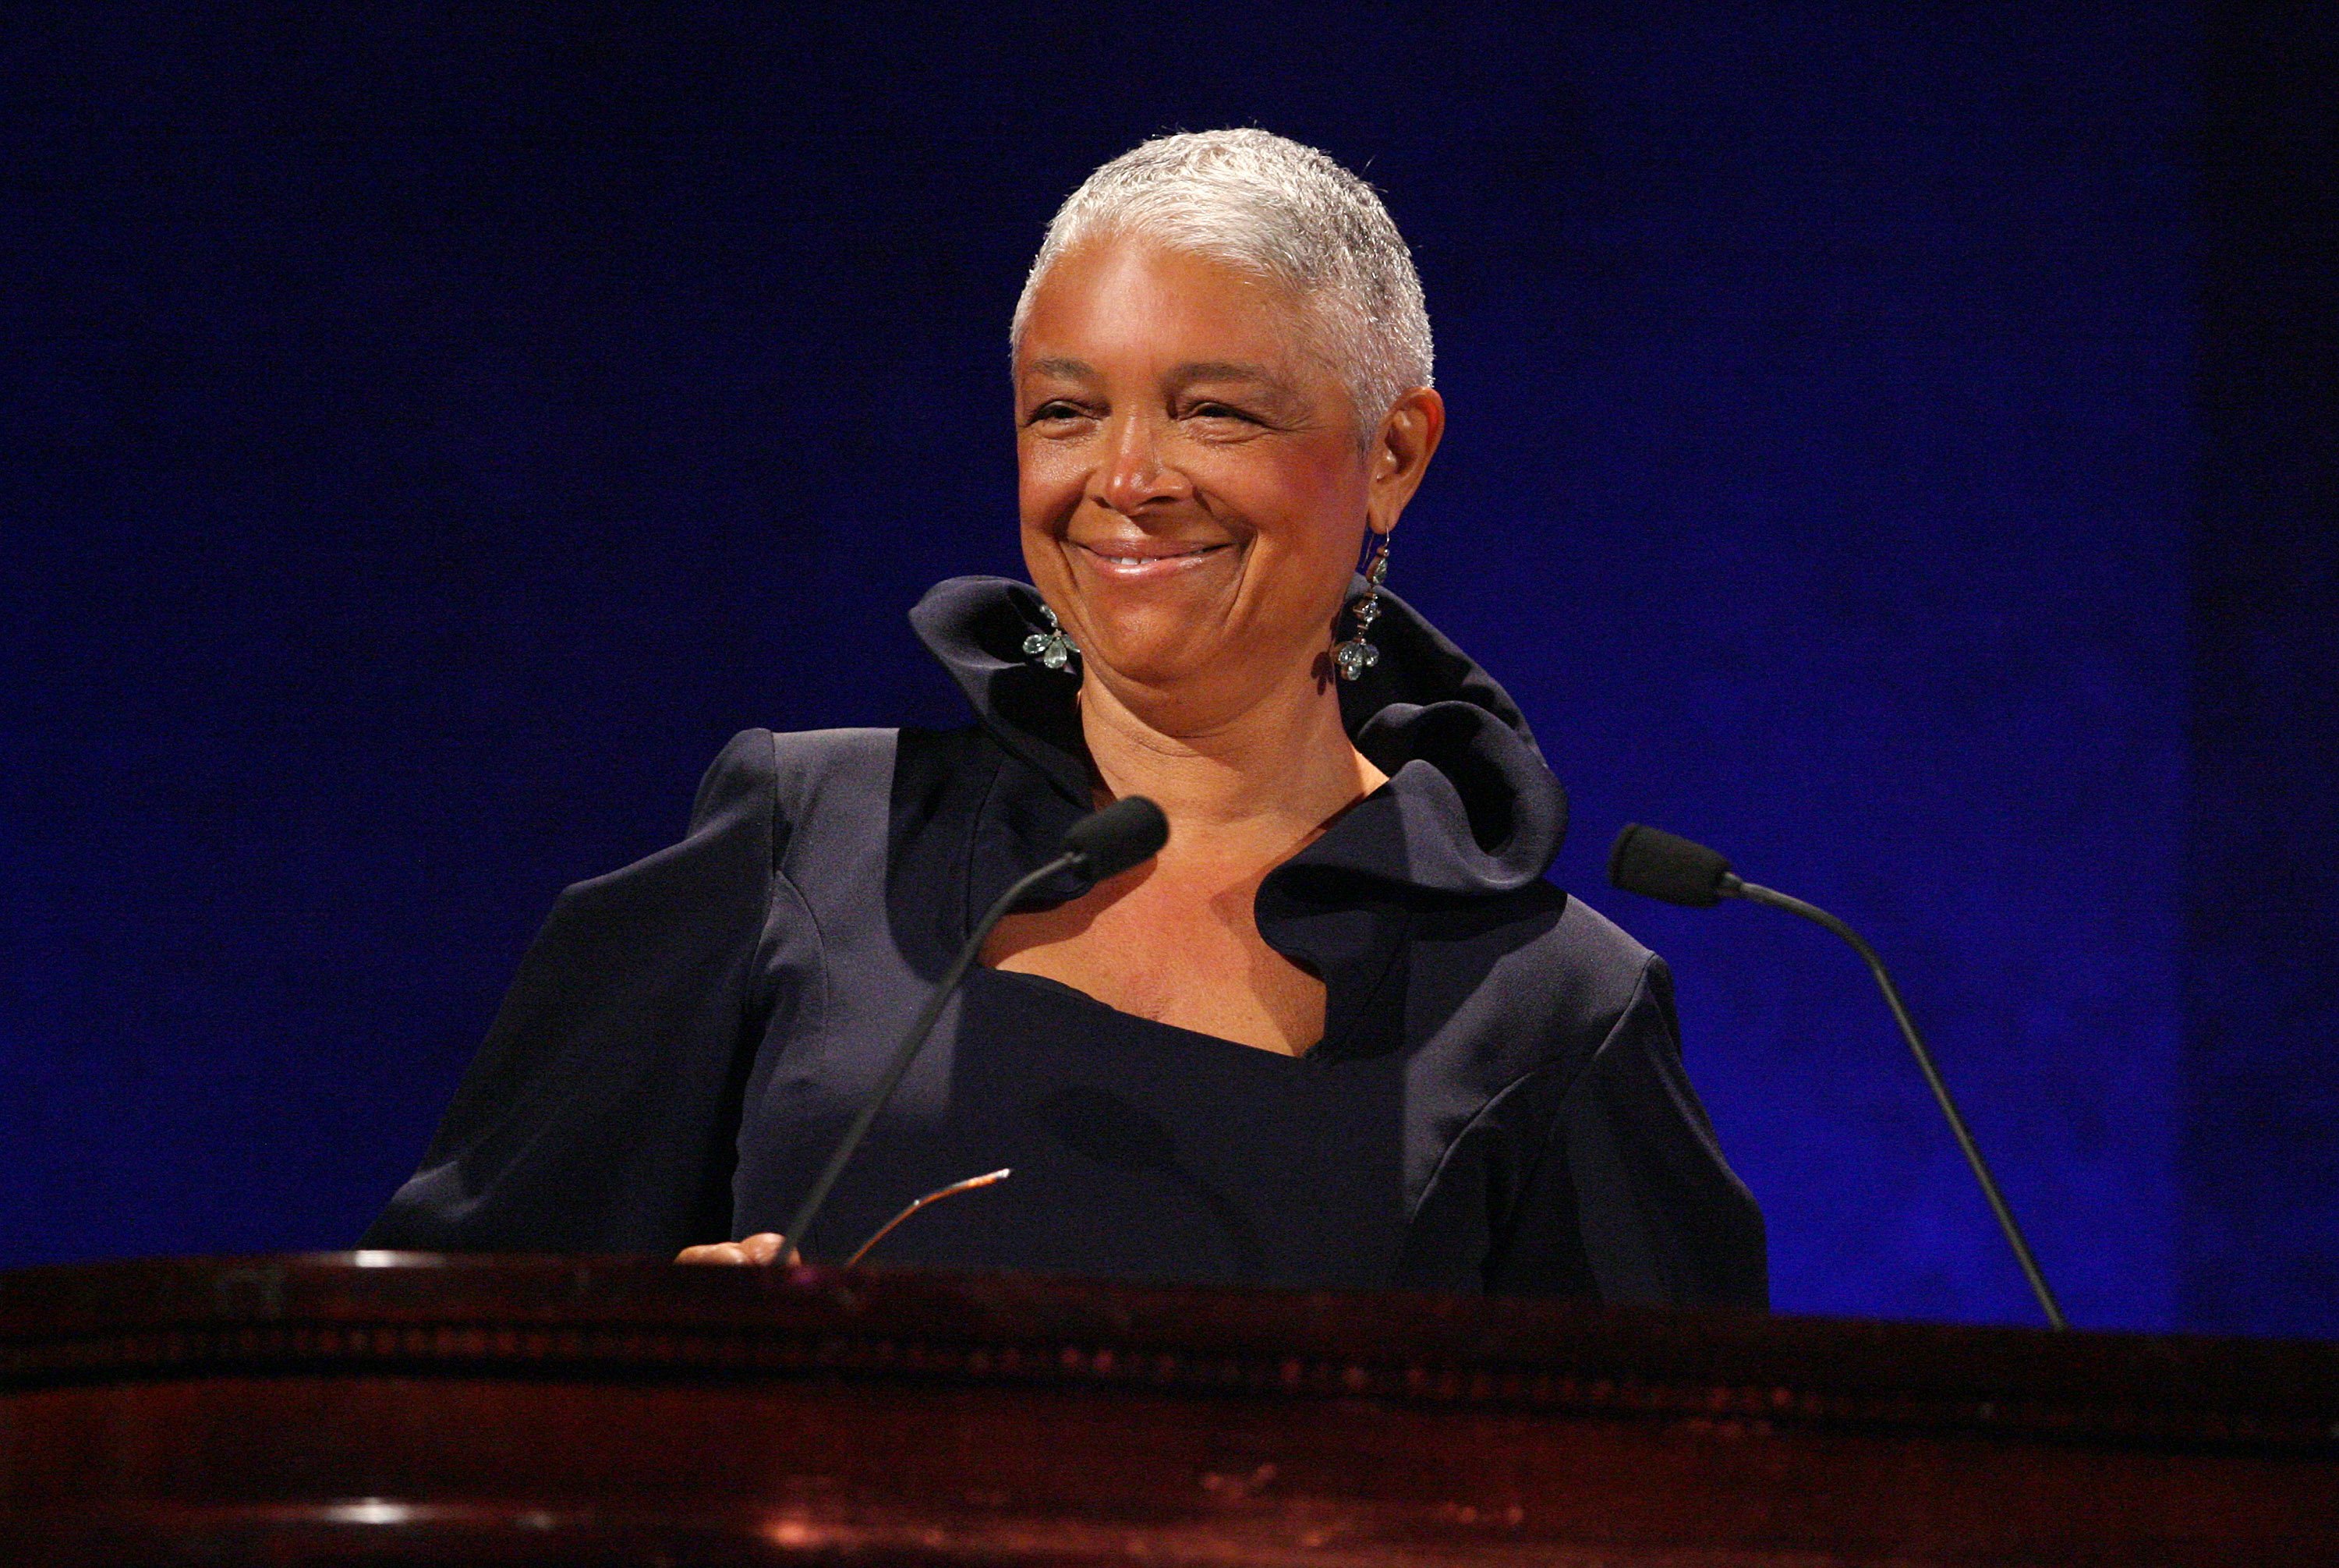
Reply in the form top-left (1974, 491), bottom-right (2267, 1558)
top-left (1332, 536), bottom-right (1389, 681)
top-left (1022, 602), bottom-right (1080, 672)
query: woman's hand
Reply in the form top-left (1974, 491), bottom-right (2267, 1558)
top-left (674, 1232), bottom-right (796, 1265)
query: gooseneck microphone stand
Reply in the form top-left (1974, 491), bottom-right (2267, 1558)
top-left (1609, 823), bottom-right (2069, 1331)
top-left (782, 796), bottom-right (1170, 1261)
top-left (1729, 874), bottom-right (2068, 1330)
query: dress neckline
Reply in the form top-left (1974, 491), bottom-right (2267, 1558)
top-left (970, 964), bottom-right (1323, 1067)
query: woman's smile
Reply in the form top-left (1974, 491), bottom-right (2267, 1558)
top-left (1069, 536), bottom-right (1236, 582)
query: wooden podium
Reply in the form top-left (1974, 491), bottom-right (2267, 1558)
top-left (3, 1256), bottom-right (2334, 1565)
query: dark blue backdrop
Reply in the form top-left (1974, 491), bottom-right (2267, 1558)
top-left (3, 4), bottom-right (2332, 1336)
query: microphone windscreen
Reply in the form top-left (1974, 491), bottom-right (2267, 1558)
top-left (1608, 823), bottom-right (1734, 908)
top-left (1063, 796), bottom-right (1170, 881)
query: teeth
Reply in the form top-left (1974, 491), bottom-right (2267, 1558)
top-left (1098, 547), bottom-right (1210, 565)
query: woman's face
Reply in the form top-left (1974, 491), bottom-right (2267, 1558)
top-left (1014, 236), bottom-right (1435, 710)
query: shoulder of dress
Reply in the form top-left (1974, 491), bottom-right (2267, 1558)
top-left (1415, 880), bottom-right (1656, 974)
top-left (1406, 883), bottom-right (1664, 1071)
top-left (1543, 890), bottom-right (1660, 982)
top-left (763, 725), bottom-right (905, 808)
top-left (1529, 890), bottom-right (1664, 1028)
top-left (684, 726), bottom-right (912, 831)
top-left (696, 724), bottom-right (1007, 901)
top-left (547, 731), bottom-right (804, 911)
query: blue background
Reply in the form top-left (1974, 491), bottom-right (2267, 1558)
top-left (2, 4), bottom-right (2331, 1336)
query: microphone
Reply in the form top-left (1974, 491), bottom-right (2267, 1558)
top-left (1607, 823), bottom-right (2070, 1331)
top-left (1608, 823), bottom-right (1734, 907)
top-left (1059, 795), bottom-right (1173, 882)
top-left (780, 795), bottom-right (1170, 1259)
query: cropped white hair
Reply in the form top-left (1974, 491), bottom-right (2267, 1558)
top-left (1011, 129), bottom-right (1435, 430)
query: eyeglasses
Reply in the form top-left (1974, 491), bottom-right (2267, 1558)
top-left (843, 1167), bottom-right (1011, 1267)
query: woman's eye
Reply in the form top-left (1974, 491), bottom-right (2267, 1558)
top-left (1188, 402), bottom-right (1255, 423)
top-left (1026, 401), bottom-right (1085, 424)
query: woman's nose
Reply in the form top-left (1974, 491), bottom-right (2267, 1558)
top-left (1095, 416), bottom-right (1187, 515)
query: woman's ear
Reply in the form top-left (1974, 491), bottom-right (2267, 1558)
top-left (1368, 386), bottom-right (1446, 533)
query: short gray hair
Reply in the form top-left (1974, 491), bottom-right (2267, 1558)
top-left (1011, 129), bottom-right (1434, 429)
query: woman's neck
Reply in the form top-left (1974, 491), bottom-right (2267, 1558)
top-left (1075, 664), bottom-right (1385, 862)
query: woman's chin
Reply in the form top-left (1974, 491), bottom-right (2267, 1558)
top-left (1077, 621), bottom-right (1238, 696)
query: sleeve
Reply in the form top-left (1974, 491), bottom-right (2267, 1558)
top-left (1486, 956), bottom-right (1770, 1308)
top-left (360, 729), bottom-right (781, 1255)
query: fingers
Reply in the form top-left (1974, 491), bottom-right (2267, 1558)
top-left (674, 1233), bottom-right (794, 1265)
top-left (675, 1241), bottom-right (751, 1264)
top-left (742, 1232), bottom-right (802, 1265)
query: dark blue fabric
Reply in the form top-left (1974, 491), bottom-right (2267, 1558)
top-left (366, 579), bottom-right (1767, 1304)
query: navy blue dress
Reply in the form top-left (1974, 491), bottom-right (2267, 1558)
top-left (364, 577), bottom-right (1767, 1305)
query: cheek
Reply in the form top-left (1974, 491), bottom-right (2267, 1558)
top-left (1203, 450), bottom-right (1371, 641)
top-left (1222, 446), bottom-right (1369, 562)
top-left (1016, 441), bottom-right (1085, 529)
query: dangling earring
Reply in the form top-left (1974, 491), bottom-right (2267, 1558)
top-left (1332, 536), bottom-right (1389, 681)
top-left (1023, 601), bottom-right (1080, 672)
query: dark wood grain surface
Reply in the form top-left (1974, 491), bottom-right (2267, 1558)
top-left (3, 1255), bottom-right (2334, 1565)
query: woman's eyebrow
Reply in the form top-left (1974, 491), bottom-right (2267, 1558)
top-left (1021, 356), bottom-right (1300, 402)
top-left (1172, 359), bottom-right (1286, 389)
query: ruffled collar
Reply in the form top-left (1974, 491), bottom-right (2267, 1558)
top-left (908, 576), bottom-right (1567, 899)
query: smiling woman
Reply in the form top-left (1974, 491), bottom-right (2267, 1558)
top-left (363, 131), bottom-right (1767, 1305)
